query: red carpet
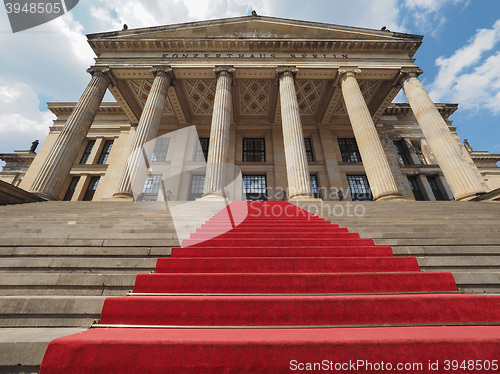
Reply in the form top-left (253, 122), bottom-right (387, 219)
top-left (40, 201), bottom-right (500, 373)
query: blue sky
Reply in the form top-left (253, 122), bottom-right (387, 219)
top-left (1, 0), bottom-right (499, 165)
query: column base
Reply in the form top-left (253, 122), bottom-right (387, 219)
top-left (373, 193), bottom-right (405, 202)
top-left (198, 191), bottom-right (226, 201)
top-left (112, 191), bottom-right (134, 201)
top-left (30, 191), bottom-right (57, 201)
top-left (288, 193), bottom-right (322, 202)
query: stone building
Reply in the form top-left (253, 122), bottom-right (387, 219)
top-left (1, 15), bottom-right (500, 373)
top-left (3, 15), bottom-right (498, 203)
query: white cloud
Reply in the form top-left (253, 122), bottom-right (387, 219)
top-left (0, 79), bottom-right (54, 154)
top-left (428, 20), bottom-right (500, 113)
top-left (402, 0), bottom-right (469, 35)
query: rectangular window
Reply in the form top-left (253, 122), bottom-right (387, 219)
top-left (338, 138), bottom-right (362, 163)
top-left (394, 140), bottom-right (411, 165)
top-left (97, 140), bottom-right (114, 164)
top-left (63, 177), bottom-right (80, 201)
top-left (428, 176), bottom-right (446, 201)
top-left (151, 138), bottom-right (170, 163)
top-left (243, 138), bottom-right (266, 162)
top-left (194, 138), bottom-right (209, 162)
top-left (415, 148), bottom-right (428, 165)
top-left (80, 140), bottom-right (95, 164)
top-left (347, 175), bottom-right (372, 201)
top-left (243, 175), bottom-right (267, 201)
top-left (141, 174), bottom-right (162, 201)
top-left (310, 174), bottom-right (319, 198)
top-left (83, 177), bottom-right (100, 201)
top-left (304, 138), bottom-right (315, 162)
top-left (407, 176), bottom-right (424, 201)
top-left (189, 175), bottom-right (205, 201)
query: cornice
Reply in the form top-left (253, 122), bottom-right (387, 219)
top-left (48, 102), bottom-right (125, 116)
top-left (384, 103), bottom-right (458, 117)
top-left (88, 38), bottom-right (421, 58)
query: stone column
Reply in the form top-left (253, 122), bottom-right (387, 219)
top-left (113, 66), bottom-right (173, 199)
top-left (202, 66), bottom-right (234, 200)
top-left (277, 67), bottom-right (316, 201)
top-left (30, 67), bottom-right (112, 199)
top-left (339, 67), bottom-right (402, 201)
top-left (399, 68), bottom-right (486, 200)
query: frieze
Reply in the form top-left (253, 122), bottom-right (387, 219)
top-left (162, 52), bottom-right (350, 59)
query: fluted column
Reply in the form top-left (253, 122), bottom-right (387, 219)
top-left (114, 66), bottom-right (173, 199)
top-left (202, 66), bottom-right (234, 200)
top-left (277, 67), bottom-right (316, 201)
top-left (30, 67), bottom-right (112, 199)
top-left (339, 67), bottom-right (402, 201)
top-left (399, 68), bottom-right (486, 200)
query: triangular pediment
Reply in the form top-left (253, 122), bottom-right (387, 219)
top-left (88, 15), bottom-right (421, 42)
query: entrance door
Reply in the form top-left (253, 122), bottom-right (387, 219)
top-left (243, 175), bottom-right (267, 201)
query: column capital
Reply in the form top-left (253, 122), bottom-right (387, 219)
top-left (336, 67), bottom-right (362, 86)
top-left (86, 66), bottom-right (113, 85)
top-left (276, 66), bottom-right (298, 79)
top-left (151, 65), bottom-right (175, 86)
top-left (214, 65), bottom-right (235, 80)
top-left (393, 67), bottom-right (424, 87)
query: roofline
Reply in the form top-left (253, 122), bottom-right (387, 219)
top-left (87, 14), bottom-right (423, 42)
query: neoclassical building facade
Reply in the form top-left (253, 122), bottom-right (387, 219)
top-left (13, 15), bottom-right (500, 202)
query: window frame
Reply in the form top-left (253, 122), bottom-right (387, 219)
top-left (304, 138), bottom-right (315, 162)
top-left (194, 138), bottom-right (210, 162)
top-left (83, 176), bottom-right (100, 201)
top-left (346, 174), bottom-right (372, 201)
top-left (243, 175), bottom-right (268, 201)
top-left (407, 176), bottom-right (425, 201)
top-left (80, 140), bottom-right (95, 164)
top-left (63, 176), bottom-right (80, 201)
top-left (393, 140), bottom-right (411, 166)
top-left (242, 138), bottom-right (266, 163)
top-left (151, 138), bottom-right (170, 163)
top-left (338, 138), bottom-right (362, 163)
top-left (97, 140), bottom-right (114, 165)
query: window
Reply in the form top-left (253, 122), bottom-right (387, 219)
top-left (407, 176), bottom-right (424, 201)
top-left (189, 175), bottom-right (205, 201)
top-left (243, 175), bottom-right (267, 201)
top-left (394, 140), bottom-right (411, 165)
top-left (141, 174), bottom-right (162, 201)
top-left (83, 177), bottom-right (100, 201)
top-left (243, 138), bottom-right (266, 162)
top-left (80, 140), bottom-right (95, 164)
top-left (338, 138), bottom-right (362, 163)
top-left (415, 147), bottom-right (428, 165)
top-left (97, 140), bottom-right (114, 164)
top-left (151, 138), bottom-right (170, 163)
top-left (194, 138), bottom-right (209, 162)
top-left (347, 175), bottom-right (372, 201)
top-left (428, 176), bottom-right (446, 201)
top-left (304, 138), bottom-right (315, 162)
top-left (310, 175), bottom-right (319, 198)
top-left (63, 177), bottom-right (80, 201)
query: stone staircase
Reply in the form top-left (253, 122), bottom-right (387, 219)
top-left (297, 201), bottom-right (500, 293)
top-left (0, 200), bottom-right (498, 373)
top-left (0, 201), bottom-right (223, 374)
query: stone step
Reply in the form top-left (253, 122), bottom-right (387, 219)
top-left (0, 296), bottom-right (105, 328)
top-left (392, 245), bottom-right (500, 255)
top-left (0, 273), bottom-right (136, 296)
top-left (0, 246), bottom-right (172, 257)
top-left (0, 327), bottom-right (87, 372)
top-left (0, 257), bottom-right (157, 273)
